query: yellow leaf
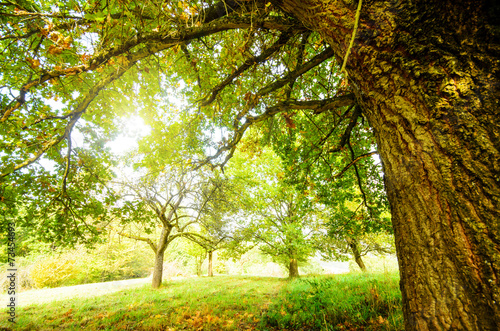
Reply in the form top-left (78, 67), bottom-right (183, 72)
top-left (27, 58), bottom-right (40, 69)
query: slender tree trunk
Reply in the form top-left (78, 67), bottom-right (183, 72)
top-left (348, 239), bottom-right (367, 272)
top-left (196, 254), bottom-right (203, 276)
top-left (208, 251), bottom-right (213, 277)
top-left (151, 250), bottom-right (165, 289)
top-left (151, 226), bottom-right (171, 289)
top-left (279, 1), bottom-right (500, 329)
top-left (288, 258), bottom-right (299, 278)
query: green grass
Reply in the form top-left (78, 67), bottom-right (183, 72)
top-left (2, 273), bottom-right (403, 330)
top-left (262, 272), bottom-right (403, 330)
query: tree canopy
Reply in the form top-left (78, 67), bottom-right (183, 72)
top-left (0, 0), bottom-right (372, 247)
top-left (0, 0), bottom-right (361, 183)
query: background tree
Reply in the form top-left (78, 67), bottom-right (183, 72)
top-left (226, 146), bottom-right (323, 278)
top-left (1, 1), bottom-right (498, 328)
top-left (318, 230), bottom-right (395, 273)
top-left (111, 166), bottom-right (218, 288)
top-left (250, 187), bottom-right (321, 278)
top-left (181, 171), bottom-right (247, 276)
top-left (267, 84), bottom-right (393, 273)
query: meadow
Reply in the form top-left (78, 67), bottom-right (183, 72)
top-left (2, 273), bottom-right (403, 331)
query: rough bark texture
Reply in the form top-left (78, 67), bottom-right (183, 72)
top-left (348, 239), bottom-right (367, 272)
top-left (278, 0), bottom-right (500, 330)
top-left (288, 258), bottom-right (299, 278)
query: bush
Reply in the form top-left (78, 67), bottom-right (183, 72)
top-left (72, 242), bottom-right (152, 284)
top-left (30, 254), bottom-right (79, 288)
top-left (1, 236), bottom-right (154, 291)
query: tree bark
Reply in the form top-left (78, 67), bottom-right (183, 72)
top-left (151, 226), bottom-right (171, 288)
top-left (208, 251), bottom-right (214, 277)
top-left (196, 254), bottom-right (204, 276)
top-left (278, 0), bottom-right (500, 329)
top-left (348, 239), bottom-right (367, 272)
top-left (288, 258), bottom-right (299, 278)
top-left (151, 250), bottom-right (165, 289)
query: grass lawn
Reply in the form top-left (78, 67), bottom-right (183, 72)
top-left (2, 273), bottom-right (403, 330)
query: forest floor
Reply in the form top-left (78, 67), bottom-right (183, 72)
top-left (2, 273), bottom-right (403, 330)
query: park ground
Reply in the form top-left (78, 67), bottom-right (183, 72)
top-left (1, 273), bottom-right (403, 330)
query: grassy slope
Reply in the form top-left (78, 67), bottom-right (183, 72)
top-left (2, 273), bottom-right (403, 331)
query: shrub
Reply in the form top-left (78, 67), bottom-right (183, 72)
top-left (73, 242), bottom-right (152, 284)
top-left (4, 237), bottom-right (153, 290)
top-left (29, 254), bottom-right (79, 288)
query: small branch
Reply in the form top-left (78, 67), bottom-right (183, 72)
top-left (328, 105), bottom-right (361, 153)
top-left (171, 231), bottom-right (214, 248)
top-left (340, 0), bottom-right (363, 74)
top-left (61, 131), bottom-right (72, 195)
top-left (348, 141), bottom-right (376, 222)
top-left (332, 151), bottom-right (377, 179)
top-left (22, 112), bottom-right (74, 129)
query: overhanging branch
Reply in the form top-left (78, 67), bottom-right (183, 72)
top-left (0, 57), bottom-right (135, 178)
top-left (1, 13), bottom-right (303, 122)
top-left (197, 94), bottom-right (354, 169)
top-left (112, 226), bottom-right (157, 252)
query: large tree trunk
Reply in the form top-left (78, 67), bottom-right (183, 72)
top-left (279, 0), bottom-right (500, 329)
top-left (288, 258), bottom-right (299, 278)
top-left (347, 239), bottom-right (367, 272)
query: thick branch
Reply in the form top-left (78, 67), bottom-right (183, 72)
top-left (198, 94), bottom-right (352, 169)
top-left (267, 94), bottom-right (354, 114)
top-left (1, 13), bottom-right (302, 121)
top-left (113, 227), bottom-right (157, 252)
